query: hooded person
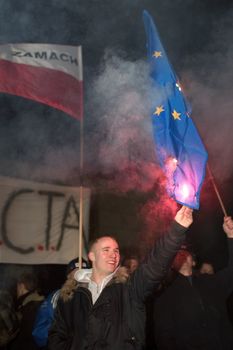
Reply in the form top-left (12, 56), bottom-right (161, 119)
top-left (0, 290), bottom-right (20, 349)
top-left (32, 257), bottom-right (89, 349)
top-left (154, 215), bottom-right (233, 350)
top-left (8, 272), bottom-right (44, 350)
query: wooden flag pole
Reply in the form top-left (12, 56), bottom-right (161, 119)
top-left (78, 115), bottom-right (84, 269)
top-left (207, 164), bottom-right (227, 217)
top-left (78, 46), bottom-right (84, 270)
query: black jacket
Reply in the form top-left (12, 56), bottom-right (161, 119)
top-left (0, 290), bottom-right (19, 348)
top-left (154, 238), bottom-right (233, 350)
top-left (8, 291), bottom-right (44, 350)
top-left (48, 221), bottom-right (187, 350)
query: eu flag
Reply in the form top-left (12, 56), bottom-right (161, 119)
top-left (143, 10), bottom-right (208, 209)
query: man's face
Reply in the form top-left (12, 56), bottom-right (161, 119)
top-left (172, 250), bottom-right (194, 272)
top-left (89, 237), bottom-right (120, 278)
top-left (124, 258), bottom-right (139, 274)
top-left (200, 263), bottom-right (214, 275)
top-left (17, 282), bottom-right (25, 298)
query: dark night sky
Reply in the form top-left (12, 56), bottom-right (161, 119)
top-left (0, 0), bottom-right (233, 271)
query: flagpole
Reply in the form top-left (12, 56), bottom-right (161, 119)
top-left (78, 114), bottom-right (84, 269)
top-left (78, 46), bottom-right (84, 270)
top-left (207, 164), bottom-right (228, 217)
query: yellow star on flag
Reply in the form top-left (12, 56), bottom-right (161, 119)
top-left (153, 105), bottom-right (164, 116)
top-left (152, 51), bottom-right (162, 58)
top-left (172, 110), bottom-right (181, 120)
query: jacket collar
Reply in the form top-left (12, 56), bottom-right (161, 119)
top-left (60, 266), bottom-right (129, 302)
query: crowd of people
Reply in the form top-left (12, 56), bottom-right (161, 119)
top-left (0, 206), bottom-right (233, 350)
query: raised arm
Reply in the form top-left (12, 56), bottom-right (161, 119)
top-left (212, 215), bottom-right (233, 295)
top-left (129, 206), bottom-right (193, 303)
top-left (223, 216), bottom-right (233, 238)
top-left (174, 205), bottom-right (193, 228)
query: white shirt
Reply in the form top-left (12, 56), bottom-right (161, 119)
top-left (74, 268), bottom-right (117, 304)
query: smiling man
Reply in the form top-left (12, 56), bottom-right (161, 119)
top-left (73, 237), bottom-right (122, 304)
top-left (48, 206), bottom-right (193, 350)
top-left (89, 236), bottom-right (120, 280)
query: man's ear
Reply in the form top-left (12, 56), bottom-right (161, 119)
top-left (88, 251), bottom-right (95, 262)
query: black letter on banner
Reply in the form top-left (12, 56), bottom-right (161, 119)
top-left (38, 191), bottom-right (65, 250)
top-left (1, 189), bottom-right (34, 254)
top-left (60, 53), bottom-right (69, 62)
top-left (49, 52), bottom-right (59, 61)
top-left (70, 56), bottom-right (79, 66)
top-left (56, 195), bottom-right (79, 250)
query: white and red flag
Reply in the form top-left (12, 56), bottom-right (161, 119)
top-left (0, 43), bottom-right (83, 119)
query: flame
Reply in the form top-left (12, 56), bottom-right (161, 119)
top-left (165, 157), bottom-right (178, 194)
top-left (181, 184), bottom-right (190, 200)
top-left (165, 157), bottom-right (178, 173)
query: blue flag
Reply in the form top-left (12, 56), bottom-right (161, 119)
top-left (143, 10), bottom-right (208, 209)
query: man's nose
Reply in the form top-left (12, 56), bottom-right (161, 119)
top-left (109, 250), bottom-right (116, 258)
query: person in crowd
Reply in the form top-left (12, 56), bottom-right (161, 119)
top-left (32, 290), bottom-right (60, 350)
top-left (199, 261), bottom-right (215, 275)
top-left (154, 215), bottom-right (233, 350)
top-left (122, 254), bottom-right (139, 275)
top-left (0, 290), bottom-right (19, 350)
top-left (8, 271), bottom-right (44, 350)
top-left (32, 258), bottom-right (89, 349)
top-left (48, 205), bottom-right (193, 350)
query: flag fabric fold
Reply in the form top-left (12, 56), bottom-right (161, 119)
top-left (143, 10), bottom-right (208, 209)
top-left (0, 43), bottom-right (83, 120)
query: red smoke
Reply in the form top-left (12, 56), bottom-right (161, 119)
top-left (138, 193), bottom-right (178, 255)
top-left (94, 158), bottom-right (178, 256)
top-left (106, 161), bottom-right (164, 193)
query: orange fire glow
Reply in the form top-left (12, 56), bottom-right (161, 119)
top-left (165, 157), bottom-right (178, 173)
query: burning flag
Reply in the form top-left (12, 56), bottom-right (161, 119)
top-left (143, 10), bottom-right (208, 209)
top-left (0, 43), bottom-right (83, 119)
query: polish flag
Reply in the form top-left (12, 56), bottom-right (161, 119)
top-left (0, 43), bottom-right (83, 120)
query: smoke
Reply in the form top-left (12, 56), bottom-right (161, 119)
top-left (0, 0), bottom-right (232, 186)
top-left (0, 101), bottom-right (82, 184)
top-left (180, 7), bottom-right (233, 183)
top-left (85, 52), bottom-right (164, 190)
top-left (138, 191), bottom-right (178, 255)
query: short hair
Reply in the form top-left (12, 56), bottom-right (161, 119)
top-left (18, 272), bottom-right (38, 292)
top-left (88, 235), bottom-right (119, 252)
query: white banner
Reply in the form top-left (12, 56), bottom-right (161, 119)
top-left (0, 43), bottom-right (83, 119)
top-left (0, 43), bottom-right (83, 80)
top-left (0, 176), bottom-right (90, 264)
